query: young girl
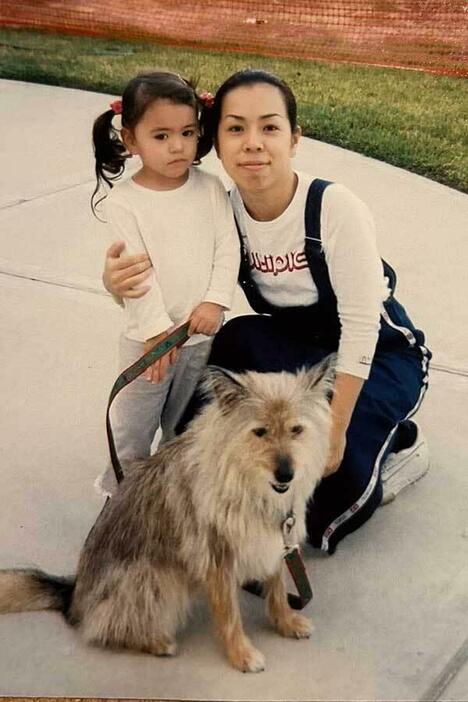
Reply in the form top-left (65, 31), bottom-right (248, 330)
top-left (92, 71), bottom-right (240, 496)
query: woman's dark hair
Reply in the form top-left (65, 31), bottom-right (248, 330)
top-left (198, 68), bottom-right (298, 155)
top-left (91, 71), bottom-right (212, 215)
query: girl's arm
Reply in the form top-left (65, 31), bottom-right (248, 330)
top-left (202, 179), bottom-right (241, 310)
top-left (105, 198), bottom-right (174, 341)
top-left (187, 178), bottom-right (240, 337)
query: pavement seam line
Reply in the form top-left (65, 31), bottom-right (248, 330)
top-left (0, 269), bottom-right (107, 297)
top-left (1, 270), bottom-right (468, 378)
top-left (0, 178), bottom-right (95, 210)
top-left (419, 636), bottom-right (468, 701)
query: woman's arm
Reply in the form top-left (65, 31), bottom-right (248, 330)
top-left (103, 240), bottom-right (152, 299)
top-left (320, 185), bottom-right (387, 474)
top-left (325, 372), bottom-right (365, 475)
top-left (323, 184), bottom-right (386, 381)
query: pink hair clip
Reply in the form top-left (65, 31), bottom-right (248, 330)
top-left (109, 99), bottom-right (123, 115)
top-left (199, 91), bottom-right (215, 108)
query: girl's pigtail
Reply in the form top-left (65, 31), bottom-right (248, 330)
top-left (91, 109), bottom-right (128, 217)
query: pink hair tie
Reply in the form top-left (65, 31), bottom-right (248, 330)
top-left (199, 91), bottom-right (215, 108)
top-left (109, 99), bottom-right (123, 115)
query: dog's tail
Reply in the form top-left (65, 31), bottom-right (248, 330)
top-left (0, 568), bottom-right (74, 615)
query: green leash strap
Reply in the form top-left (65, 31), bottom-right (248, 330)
top-left (284, 546), bottom-right (313, 609)
top-left (106, 321), bottom-right (190, 483)
top-left (242, 547), bottom-right (313, 611)
top-left (282, 511), bottom-right (313, 608)
top-left (243, 511), bottom-right (313, 610)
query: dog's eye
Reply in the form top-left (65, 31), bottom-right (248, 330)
top-left (291, 425), bottom-right (304, 436)
top-left (252, 427), bottom-right (267, 437)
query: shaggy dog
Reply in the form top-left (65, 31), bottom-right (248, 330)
top-left (0, 363), bottom-right (332, 672)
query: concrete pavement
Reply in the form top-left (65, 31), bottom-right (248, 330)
top-left (0, 79), bottom-right (467, 700)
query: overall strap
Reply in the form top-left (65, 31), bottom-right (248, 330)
top-left (233, 211), bottom-right (276, 315)
top-left (304, 178), bottom-right (337, 306)
top-left (382, 259), bottom-right (397, 296)
top-left (304, 179), bottom-right (397, 300)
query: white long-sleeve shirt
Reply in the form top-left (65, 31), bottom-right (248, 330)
top-left (105, 168), bottom-right (240, 345)
top-left (230, 172), bottom-right (390, 379)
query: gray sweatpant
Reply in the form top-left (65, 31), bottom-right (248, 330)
top-left (96, 334), bottom-right (212, 496)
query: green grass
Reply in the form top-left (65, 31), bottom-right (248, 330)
top-left (1, 28), bottom-right (467, 192)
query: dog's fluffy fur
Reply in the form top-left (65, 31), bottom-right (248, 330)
top-left (0, 362), bottom-right (333, 672)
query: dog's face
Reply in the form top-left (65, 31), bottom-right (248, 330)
top-left (202, 359), bottom-right (334, 496)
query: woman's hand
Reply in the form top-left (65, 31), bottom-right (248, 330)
top-left (143, 329), bottom-right (178, 384)
top-left (103, 241), bottom-right (152, 298)
top-left (324, 422), bottom-right (347, 476)
top-left (188, 302), bottom-right (225, 336)
top-left (323, 371), bottom-right (365, 476)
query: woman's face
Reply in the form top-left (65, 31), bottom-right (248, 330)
top-left (216, 83), bottom-right (300, 194)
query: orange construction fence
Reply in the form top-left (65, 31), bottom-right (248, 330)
top-left (1, 1), bottom-right (467, 77)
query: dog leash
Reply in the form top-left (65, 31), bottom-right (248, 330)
top-left (106, 323), bottom-right (313, 610)
top-left (243, 511), bottom-right (313, 610)
top-left (282, 511), bottom-right (313, 609)
top-left (106, 321), bottom-right (191, 483)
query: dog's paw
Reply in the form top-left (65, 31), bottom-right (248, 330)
top-left (275, 612), bottom-right (313, 639)
top-left (149, 638), bottom-right (178, 656)
top-left (229, 643), bottom-right (266, 673)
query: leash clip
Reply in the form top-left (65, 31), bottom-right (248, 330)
top-left (282, 512), bottom-right (298, 555)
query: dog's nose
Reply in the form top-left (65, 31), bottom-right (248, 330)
top-left (274, 456), bottom-right (294, 484)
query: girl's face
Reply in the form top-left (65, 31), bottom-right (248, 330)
top-left (123, 99), bottom-right (199, 189)
top-left (216, 83), bottom-right (300, 194)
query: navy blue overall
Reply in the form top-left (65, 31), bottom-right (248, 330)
top-left (180, 179), bottom-right (431, 554)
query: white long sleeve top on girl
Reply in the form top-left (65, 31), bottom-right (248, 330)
top-left (230, 172), bottom-right (390, 379)
top-left (105, 168), bottom-right (240, 345)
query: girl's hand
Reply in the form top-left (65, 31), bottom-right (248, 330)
top-left (324, 422), bottom-right (347, 476)
top-left (103, 241), bottom-right (152, 298)
top-left (144, 330), bottom-right (178, 384)
top-left (188, 302), bottom-right (225, 336)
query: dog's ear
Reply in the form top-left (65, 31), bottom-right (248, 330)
top-left (201, 365), bottom-right (247, 412)
top-left (302, 353), bottom-right (336, 402)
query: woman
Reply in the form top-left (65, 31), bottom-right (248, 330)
top-left (102, 69), bottom-right (431, 554)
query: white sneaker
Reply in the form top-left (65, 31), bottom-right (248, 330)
top-left (381, 423), bottom-right (430, 505)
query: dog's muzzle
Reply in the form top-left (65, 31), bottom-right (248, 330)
top-left (271, 456), bottom-right (294, 493)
